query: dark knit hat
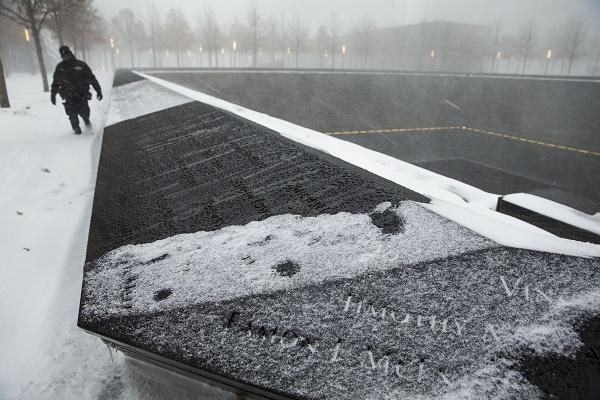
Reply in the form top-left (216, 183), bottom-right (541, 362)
top-left (59, 45), bottom-right (72, 57)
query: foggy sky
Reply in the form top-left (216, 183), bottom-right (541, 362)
top-left (96, 0), bottom-right (600, 37)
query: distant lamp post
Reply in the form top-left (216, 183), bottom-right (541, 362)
top-left (232, 40), bottom-right (237, 68)
top-left (197, 46), bottom-right (202, 68)
top-left (221, 48), bottom-right (225, 68)
top-left (545, 49), bottom-right (553, 75)
top-left (341, 44), bottom-right (347, 68)
top-left (109, 38), bottom-right (115, 70)
top-left (493, 50), bottom-right (502, 73)
top-left (24, 28), bottom-right (30, 42)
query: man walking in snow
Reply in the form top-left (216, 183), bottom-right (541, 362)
top-left (50, 45), bottom-right (103, 135)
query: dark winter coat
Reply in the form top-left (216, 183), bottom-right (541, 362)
top-left (51, 59), bottom-right (101, 102)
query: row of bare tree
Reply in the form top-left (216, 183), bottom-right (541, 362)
top-left (490, 19), bottom-right (591, 76)
top-left (1, 0), bottom-right (103, 94)
top-left (112, 4), bottom-right (313, 69)
top-left (1, 0), bottom-right (600, 108)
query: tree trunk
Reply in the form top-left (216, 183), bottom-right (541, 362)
top-left (0, 53), bottom-right (10, 108)
top-left (31, 27), bottom-right (49, 92)
top-left (295, 50), bottom-right (299, 68)
top-left (152, 37), bottom-right (157, 68)
top-left (56, 16), bottom-right (64, 45)
top-left (129, 41), bottom-right (135, 67)
top-left (567, 57), bottom-right (574, 75)
top-left (521, 55), bottom-right (528, 74)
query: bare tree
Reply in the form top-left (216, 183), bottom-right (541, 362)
top-left (163, 7), bottom-right (193, 68)
top-left (0, 42), bottom-right (9, 107)
top-left (352, 18), bottom-right (377, 69)
top-left (0, 4), bottom-right (11, 106)
top-left (560, 18), bottom-right (587, 75)
top-left (0, 0), bottom-right (66, 91)
top-left (111, 8), bottom-right (144, 68)
top-left (246, 4), bottom-right (264, 68)
top-left (263, 16), bottom-right (279, 66)
top-left (517, 20), bottom-right (537, 74)
top-left (590, 34), bottom-right (600, 73)
top-left (290, 14), bottom-right (308, 68)
top-left (146, 1), bottom-right (160, 68)
top-left (197, 7), bottom-right (222, 68)
top-left (60, 1), bottom-right (102, 60)
top-left (490, 21), bottom-right (502, 73)
top-left (46, 0), bottom-right (82, 45)
top-left (317, 25), bottom-right (329, 68)
top-left (228, 19), bottom-right (245, 68)
top-left (327, 14), bottom-right (341, 68)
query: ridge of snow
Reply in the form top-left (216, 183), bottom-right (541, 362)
top-left (503, 193), bottom-right (600, 236)
top-left (134, 71), bottom-right (600, 258)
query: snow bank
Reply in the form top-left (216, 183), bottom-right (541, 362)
top-left (0, 73), bottom-right (115, 398)
top-left (135, 71), bottom-right (600, 258)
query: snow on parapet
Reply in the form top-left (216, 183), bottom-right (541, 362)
top-left (134, 71), bottom-right (600, 258)
top-left (81, 202), bottom-right (495, 319)
top-left (503, 193), bottom-right (600, 236)
top-left (106, 79), bottom-right (192, 127)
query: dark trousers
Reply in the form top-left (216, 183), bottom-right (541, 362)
top-left (63, 98), bottom-right (90, 131)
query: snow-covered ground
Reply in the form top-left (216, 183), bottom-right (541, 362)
top-left (0, 74), bottom-right (232, 400)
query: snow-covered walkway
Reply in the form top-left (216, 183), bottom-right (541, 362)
top-left (0, 74), bottom-right (231, 400)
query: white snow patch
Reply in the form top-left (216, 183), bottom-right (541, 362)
top-left (136, 71), bottom-right (600, 258)
top-left (106, 79), bottom-right (192, 126)
top-left (82, 201), bottom-right (495, 318)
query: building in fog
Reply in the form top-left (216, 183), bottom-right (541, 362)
top-left (374, 21), bottom-right (491, 72)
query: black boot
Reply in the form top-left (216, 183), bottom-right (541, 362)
top-left (68, 114), bottom-right (82, 135)
top-left (83, 117), bottom-right (91, 126)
